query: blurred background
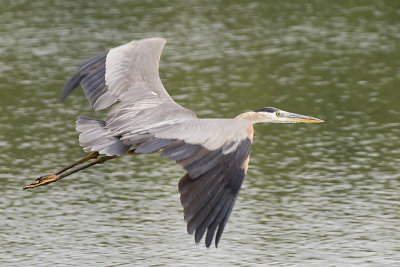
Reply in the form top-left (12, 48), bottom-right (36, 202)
top-left (1, 0), bottom-right (399, 266)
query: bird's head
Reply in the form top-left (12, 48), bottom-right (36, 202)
top-left (235, 107), bottom-right (324, 124)
top-left (252, 107), bottom-right (324, 124)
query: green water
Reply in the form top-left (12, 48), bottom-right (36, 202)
top-left (1, 1), bottom-right (400, 266)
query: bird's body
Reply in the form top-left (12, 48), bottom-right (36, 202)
top-left (24, 38), bottom-right (323, 247)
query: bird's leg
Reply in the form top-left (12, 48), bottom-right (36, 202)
top-left (23, 149), bottom-right (136, 190)
top-left (22, 152), bottom-right (113, 190)
top-left (52, 152), bottom-right (100, 176)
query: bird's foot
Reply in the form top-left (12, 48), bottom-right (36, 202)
top-left (23, 173), bottom-right (59, 190)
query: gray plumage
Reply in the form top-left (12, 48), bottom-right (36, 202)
top-left (62, 38), bottom-right (253, 248)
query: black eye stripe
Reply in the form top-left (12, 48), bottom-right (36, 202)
top-left (254, 107), bottom-right (279, 113)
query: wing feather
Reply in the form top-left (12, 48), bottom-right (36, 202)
top-left (186, 180), bottom-right (226, 232)
top-left (183, 148), bottom-right (223, 176)
top-left (215, 198), bottom-right (237, 246)
top-left (194, 190), bottom-right (231, 243)
top-left (162, 141), bottom-right (202, 162)
top-left (206, 194), bottom-right (236, 247)
top-left (135, 138), bottom-right (173, 154)
top-left (184, 171), bottom-right (225, 223)
top-left (179, 167), bottom-right (222, 205)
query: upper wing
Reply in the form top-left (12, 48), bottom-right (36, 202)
top-left (121, 118), bottom-right (253, 247)
top-left (64, 38), bottom-right (197, 156)
top-left (62, 37), bottom-right (195, 116)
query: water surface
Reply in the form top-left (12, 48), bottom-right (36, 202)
top-left (1, 0), bottom-right (400, 266)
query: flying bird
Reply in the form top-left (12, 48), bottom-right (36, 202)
top-left (23, 38), bottom-right (323, 247)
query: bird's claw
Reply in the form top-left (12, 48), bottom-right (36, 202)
top-left (22, 173), bottom-right (59, 190)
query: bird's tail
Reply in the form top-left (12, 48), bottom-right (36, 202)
top-left (76, 116), bottom-right (130, 156)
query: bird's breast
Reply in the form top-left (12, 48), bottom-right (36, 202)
top-left (241, 124), bottom-right (254, 174)
top-left (246, 124), bottom-right (254, 142)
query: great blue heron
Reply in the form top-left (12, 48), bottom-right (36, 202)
top-left (23, 38), bottom-right (323, 247)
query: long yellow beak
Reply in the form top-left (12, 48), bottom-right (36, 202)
top-left (283, 111), bottom-right (324, 123)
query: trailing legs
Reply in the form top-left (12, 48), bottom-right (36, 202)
top-left (23, 150), bottom-right (134, 190)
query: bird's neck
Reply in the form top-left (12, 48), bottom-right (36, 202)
top-left (235, 111), bottom-right (265, 124)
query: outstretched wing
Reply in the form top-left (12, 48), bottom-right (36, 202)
top-left (64, 38), bottom-right (197, 156)
top-left (63, 37), bottom-right (195, 116)
top-left (174, 129), bottom-right (252, 248)
top-left (62, 38), bottom-right (254, 247)
top-left (121, 118), bottom-right (253, 247)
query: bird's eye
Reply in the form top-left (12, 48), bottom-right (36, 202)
top-left (275, 111), bottom-right (280, 116)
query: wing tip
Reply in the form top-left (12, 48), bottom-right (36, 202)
top-left (61, 71), bottom-right (82, 102)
